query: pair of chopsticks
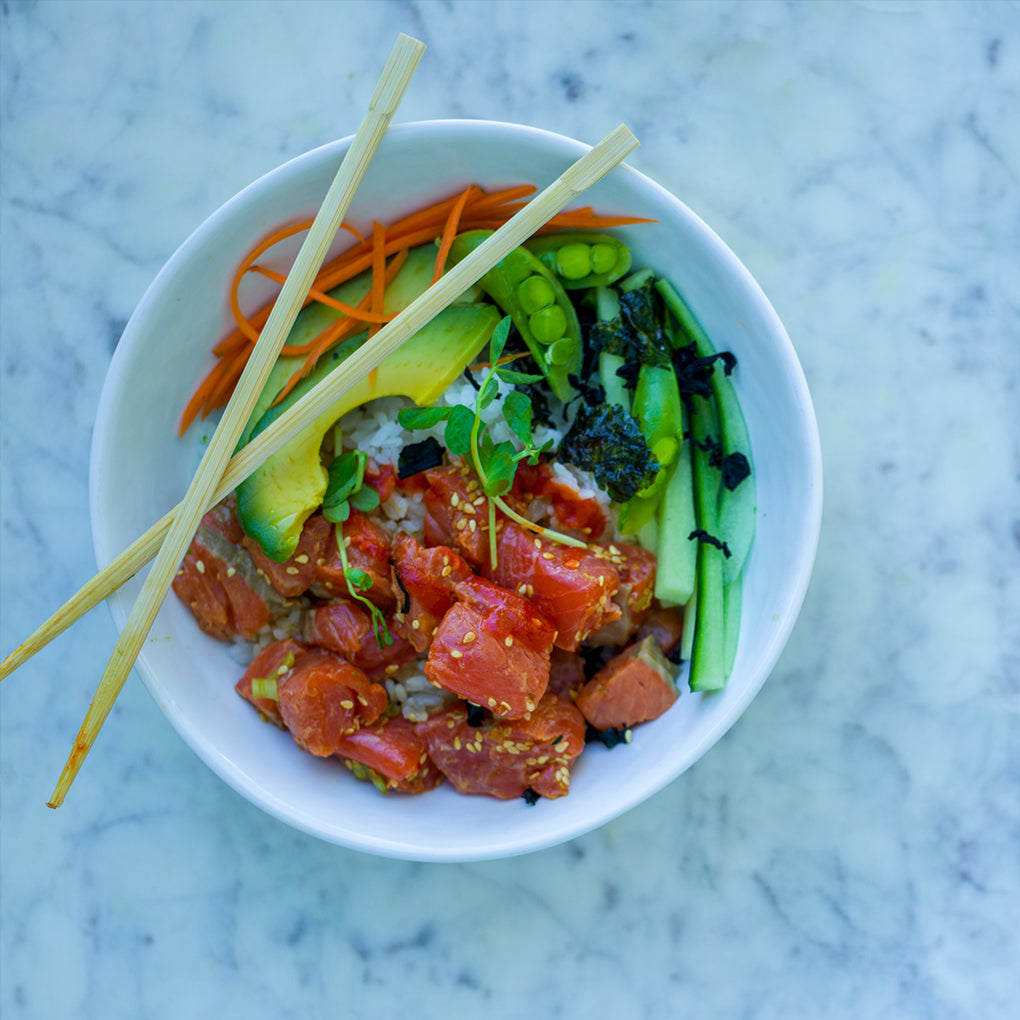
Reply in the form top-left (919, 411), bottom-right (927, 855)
top-left (0, 32), bottom-right (639, 807)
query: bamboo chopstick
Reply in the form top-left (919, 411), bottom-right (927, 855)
top-left (44, 32), bottom-right (426, 807)
top-left (1, 122), bottom-right (641, 693)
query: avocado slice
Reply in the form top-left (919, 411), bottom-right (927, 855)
top-left (237, 303), bottom-right (501, 562)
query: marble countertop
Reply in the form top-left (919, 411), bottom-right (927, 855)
top-left (2, 1), bottom-right (1017, 1017)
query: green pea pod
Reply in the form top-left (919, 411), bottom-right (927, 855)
top-left (524, 232), bottom-right (633, 289)
top-left (448, 229), bottom-right (582, 401)
top-left (618, 363), bottom-right (683, 533)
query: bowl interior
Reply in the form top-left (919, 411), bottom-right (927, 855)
top-left (90, 120), bottom-right (822, 861)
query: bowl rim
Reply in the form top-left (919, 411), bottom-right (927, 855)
top-left (90, 118), bottom-right (823, 861)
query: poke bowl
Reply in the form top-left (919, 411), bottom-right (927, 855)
top-left (89, 120), bottom-right (822, 861)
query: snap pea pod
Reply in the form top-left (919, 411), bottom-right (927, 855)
top-left (618, 362), bottom-right (683, 534)
top-left (525, 231), bottom-right (632, 289)
top-left (448, 230), bottom-right (581, 401)
top-left (657, 279), bottom-right (756, 585)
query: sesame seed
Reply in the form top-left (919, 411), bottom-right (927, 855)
top-left (451, 493), bottom-right (460, 506)
top-left (461, 502), bottom-right (475, 514)
top-left (411, 619), bottom-right (420, 630)
top-left (487, 697), bottom-right (497, 708)
top-left (454, 736), bottom-right (462, 750)
top-left (441, 565), bottom-right (452, 577)
top-left (541, 552), bottom-right (554, 560)
top-left (285, 566), bottom-right (300, 575)
top-left (468, 519), bottom-right (477, 533)
top-left (504, 635), bottom-right (514, 647)
top-left (295, 554), bottom-right (309, 564)
top-left (463, 631), bottom-right (476, 643)
top-left (226, 567), bottom-right (236, 578)
top-left (455, 518), bottom-right (468, 531)
top-left (450, 649), bottom-right (463, 659)
top-left (195, 560), bottom-right (205, 574)
top-left (340, 700), bottom-right (355, 710)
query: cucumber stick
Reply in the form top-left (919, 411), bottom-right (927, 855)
top-left (687, 396), bottom-right (726, 692)
top-left (656, 279), bottom-right (756, 584)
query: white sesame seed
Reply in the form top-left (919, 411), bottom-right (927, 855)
top-left (195, 560), bottom-right (205, 574)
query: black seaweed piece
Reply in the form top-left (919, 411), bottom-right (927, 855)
top-left (665, 645), bottom-right (685, 666)
top-left (688, 528), bottom-right (732, 558)
top-left (672, 344), bottom-right (739, 400)
top-left (392, 568), bottom-right (411, 615)
top-left (588, 281), bottom-right (670, 370)
top-left (397, 437), bottom-right (444, 479)
top-left (721, 451), bottom-right (751, 491)
top-left (584, 724), bottom-right (630, 749)
top-left (522, 787), bottom-right (541, 806)
top-left (465, 702), bottom-right (487, 727)
top-left (617, 282), bottom-right (671, 368)
top-left (559, 403), bottom-right (659, 503)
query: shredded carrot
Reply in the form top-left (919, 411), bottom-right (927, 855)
top-left (179, 183), bottom-right (655, 434)
top-left (432, 185), bottom-right (477, 283)
top-left (248, 265), bottom-right (394, 324)
top-left (369, 221), bottom-right (386, 338)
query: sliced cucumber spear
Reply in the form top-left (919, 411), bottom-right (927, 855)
top-left (656, 279), bottom-right (756, 585)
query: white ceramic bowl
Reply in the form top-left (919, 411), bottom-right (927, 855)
top-left (90, 120), bottom-right (822, 861)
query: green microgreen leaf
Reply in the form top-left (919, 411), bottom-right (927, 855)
top-left (321, 500), bottom-right (351, 524)
top-left (323, 450), bottom-right (366, 511)
top-left (483, 441), bottom-right (517, 497)
top-left (489, 315), bottom-right (512, 365)
top-left (496, 369), bottom-right (544, 386)
top-left (398, 406), bottom-right (450, 430)
top-left (349, 485), bottom-right (380, 512)
top-left (503, 389), bottom-right (533, 445)
top-left (444, 403), bottom-right (476, 456)
top-left (345, 567), bottom-right (372, 592)
top-left (478, 375), bottom-right (501, 410)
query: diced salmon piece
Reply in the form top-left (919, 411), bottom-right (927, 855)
top-left (243, 513), bottom-right (332, 598)
top-left (425, 575), bottom-right (556, 718)
top-left (304, 599), bottom-right (419, 681)
top-left (586, 542), bottom-right (657, 647)
top-left (512, 460), bottom-right (608, 540)
top-left (235, 638), bottom-right (307, 726)
top-left (417, 692), bottom-right (587, 800)
top-left (575, 635), bottom-right (679, 730)
top-left (421, 464), bottom-right (493, 569)
top-left (335, 715), bottom-right (443, 794)
top-left (491, 521), bottom-right (622, 651)
top-left (304, 599), bottom-right (372, 657)
top-left (277, 651), bottom-right (387, 756)
top-left (314, 509), bottom-right (396, 611)
top-left (173, 501), bottom-right (274, 641)
top-left (390, 531), bottom-right (473, 652)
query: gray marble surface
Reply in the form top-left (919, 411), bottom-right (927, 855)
top-left (2, 1), bottom-right (1018, 1017)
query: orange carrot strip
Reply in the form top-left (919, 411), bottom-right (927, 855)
top-left (248, 265), bottom-right (395, 323)
top-left (432, 184), bottom-right (477, 283)
top-left (178, 356), bottom-right (232, 435)
top-left (369, 221), bottom-right (387, 338)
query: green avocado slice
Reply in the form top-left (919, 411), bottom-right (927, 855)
top-left (236, 303), bottom-right (501, 562)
